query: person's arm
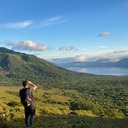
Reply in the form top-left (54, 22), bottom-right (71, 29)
top-left (27, 81), bottom-right (37, 90)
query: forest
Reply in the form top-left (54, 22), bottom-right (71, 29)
top-left (0, 75), bottom-right (128, 128)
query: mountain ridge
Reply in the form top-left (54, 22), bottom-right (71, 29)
top-left (56, 58), bottom-right (128, 68)
top-left (0, 47), bottom-right (90, 86)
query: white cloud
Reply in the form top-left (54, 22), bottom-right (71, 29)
top-left (98, 46), bottom-right (107, 49)
top-left (98, 32), bottom-right (111, 37)
top-left (0, 20), bottom-right (32, 29)
top-left (44, 16), bottom-right (64, 22)
top-left (80, 50), bottom-right (128, 62)
top-left (74, 54), bottom-right (87, 61)
top-left (59, 45), bottom-right (78, 51)
top-left (113, 50), bottom-right (128, 54)
top-left (49, 49), bottom-right (128, 63)
top-left (6, 40), bottom-right (49, 51)
top-left (90, 50), bottom-right (128, 61)
top-left (0, 16), bottom-right (68, 29)
top-left (39, 16), bottom-right (68, 27)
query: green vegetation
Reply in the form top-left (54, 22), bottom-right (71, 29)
top-left (0, 84), bottom-right (128, 128)
top-left (0, 47), bottom-right (128, 127)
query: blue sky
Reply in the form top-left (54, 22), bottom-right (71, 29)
top-left (0, 0), bottom-right (128, 62)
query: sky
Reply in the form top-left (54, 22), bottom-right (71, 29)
top-left (0, 0), bottom-right (128, 62)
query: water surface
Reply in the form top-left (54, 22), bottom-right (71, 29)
top-left (68, 67), bottom-right (128, 76)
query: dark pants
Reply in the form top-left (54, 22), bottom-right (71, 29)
top-left (22, 102), bottom-right (36, 127)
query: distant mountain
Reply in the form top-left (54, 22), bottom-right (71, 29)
top-left (57, 58), bottom-right (128, 68)
top-left (0, 47), bottom-right (90, 86)
top-left (50, 57), bottom-right (74, 64)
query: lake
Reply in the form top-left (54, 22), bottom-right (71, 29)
top-left (68, 67), bottom-right (128, 76)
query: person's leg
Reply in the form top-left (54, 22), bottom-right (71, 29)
top-left (25, 107), bottom-right (30, 127)
top-left (30, 106), bottom-right (36, 126)
top-left (30, 114), bottom-right (35, 126)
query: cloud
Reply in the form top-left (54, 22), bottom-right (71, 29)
top-left (113, 50), bottom-right (128, 54)
top-left (98, 46), bottom-right (107, 49)
top-left (74, 54), bottom-right (87, 61)
top-left (50, 49), bottom-right (128, 63)
top-left (0, 20), bottom-right (32, 29)
top-left (39, 16), bottom-right (68, 28)
top-left (59, 45), bottom-right (78, 51)
top-left (98, 32), bottom-right (111, 37)
top-left (91, 50), bottom-right (128, 61)
top-left (0, 16), bottom-right (68, 29)
top-left (74, 50), bottom-right (128, 62)
top-left (6, 40), bottom-right (49, 51)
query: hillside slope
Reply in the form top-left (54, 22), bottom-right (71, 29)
top-left (0, 47), bottom-right (91, 86)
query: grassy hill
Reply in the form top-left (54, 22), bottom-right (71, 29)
top-left (0, 47), bottom-right (91, 87)
top-left (0, 47), bottom-right (128, 127)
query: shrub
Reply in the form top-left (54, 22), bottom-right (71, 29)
top-left (70, 101), bottom-right (79, 110)
top-left (77, 122), bottom-right (91, 128)
top-left (7, 101), bottom-right (19, 107)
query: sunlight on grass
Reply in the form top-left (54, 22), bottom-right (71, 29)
top-left (0, 86), bottom-right (128, 128)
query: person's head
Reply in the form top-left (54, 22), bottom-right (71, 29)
top-left (23, 80), bottom-right (29, 88)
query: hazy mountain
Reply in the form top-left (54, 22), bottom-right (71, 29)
top-left (49, 57), bottom-right (74, 64)
top-left (56, 58), bottom-right (128, 68)
top-left (0, 47), bottom-right (90, 86)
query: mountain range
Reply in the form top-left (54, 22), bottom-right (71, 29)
top-left (55, 58), bottom-right (128, 68)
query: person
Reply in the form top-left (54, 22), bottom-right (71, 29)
top-left (19, 80), bottom-right (37, 127)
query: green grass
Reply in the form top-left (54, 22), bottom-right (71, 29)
top-left (0, 86), bottom-right (128, 128)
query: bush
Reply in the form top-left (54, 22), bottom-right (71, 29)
top-left (7, 101), bottom-right (19, 107)
top-left (70, 101), bottom-right (79, 110)
top-left (70, 100), bottom-right (94, 111)
top-left (77, 122), bottom-right (91, 128)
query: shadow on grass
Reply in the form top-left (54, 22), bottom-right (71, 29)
top-left (0, 113), bottom-right (128, 128)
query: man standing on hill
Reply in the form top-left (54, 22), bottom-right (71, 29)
top-left (19, 80), bottom-right (37, 127)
